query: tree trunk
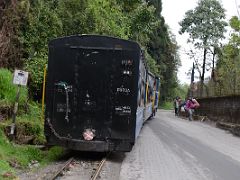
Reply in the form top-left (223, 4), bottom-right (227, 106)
top-left (212, 48), bottom-right (216, 81)
top-left (200, 47), bottom-right (207, 97)
top-left (201, 47), bottom-right (207, 82)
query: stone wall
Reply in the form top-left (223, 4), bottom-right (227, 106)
top-left (195, 95), bottom-right (240, 124)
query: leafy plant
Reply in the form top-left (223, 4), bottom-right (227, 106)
top-left (24, 55), bottom-right (47, 99)
top-left (159, 101), bottom-right (173, 110)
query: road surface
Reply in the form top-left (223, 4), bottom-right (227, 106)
top-left (120, 110), bottom-right (240, 180)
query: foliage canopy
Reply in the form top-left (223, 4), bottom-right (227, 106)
top-left (179, 0), bottom-right (227, 82)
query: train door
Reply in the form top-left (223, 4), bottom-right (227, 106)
top-left (73, 48), bottom-right (113, 141)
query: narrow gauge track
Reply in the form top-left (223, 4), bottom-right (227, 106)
top-left (49, 153), bottom-right (110, 180)
top-left (90, 156), bottom-right (107, 180)
top-left (49, 157), bottom-right (75, 180)
top-left (17, 151), bottom-right (124, 180)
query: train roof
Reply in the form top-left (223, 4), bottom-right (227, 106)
top-left (49, 34), bottom-right (141, 51)
top-left (48, 34), bottom-right (160, 81)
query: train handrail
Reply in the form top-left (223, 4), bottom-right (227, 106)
top-left (55, 82), bottom-right (70, 122)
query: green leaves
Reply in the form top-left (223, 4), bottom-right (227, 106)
top-left (179, 0), bottom-right (227, 47)
top-left (25, 55), bottom-right (47, 96)
top-left (214, 16), bottom-right (240, 95)
top-left (58, 0), bottom-right (91, 35)
top-left (20, 0), bottom-right (62, 56)
top-left (129, 3), bottom-right (159, 45)
top-left (88, 0), bottom-right (129, 38)
top-left (230, 16), bottom-right (240, 31)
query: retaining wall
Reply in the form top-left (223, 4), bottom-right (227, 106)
top-left (196, 95), bottom-right (240, 124)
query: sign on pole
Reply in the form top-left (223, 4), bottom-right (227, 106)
top-left (13, 70), bottom-right (29, 86)
top-left (10, 70), bottom-right (29, 137)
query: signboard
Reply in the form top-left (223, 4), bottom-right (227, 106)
top-left (13, 70), bottom-right (29, 86)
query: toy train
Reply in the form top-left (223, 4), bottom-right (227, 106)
top-left (44, 35), bottom-right (160, 152)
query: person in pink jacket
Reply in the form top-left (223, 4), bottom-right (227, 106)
top-left (185, 97), bottom-right (200, 121)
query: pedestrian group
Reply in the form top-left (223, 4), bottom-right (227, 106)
top-left (173, 96), bottom-right (200, 121)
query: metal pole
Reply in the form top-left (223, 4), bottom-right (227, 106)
top-left (10, 85), bottom-right (21, 135)
top-left (41, 65), bottom-right (47, 124)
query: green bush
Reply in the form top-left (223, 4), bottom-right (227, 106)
top-left (160, 101), bottom-right (173, 110)
top-left (25, 55), bottom-right (47, 99)
top-left (44, 146), bottom-right (65, 162)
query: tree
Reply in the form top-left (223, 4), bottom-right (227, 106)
top-left (58, 0), bottom-right (95, 36)
top-left (147, 0), bottom-right (180, 102)
top-left (179, 0), bottom-right (227, 83)
top-left (88, 0), bottom-right (129, 38)
top-left (215, 16), bottom-right (240, 95)
top-left (128, 2), bottom-right (159, 46)
top-left (18, 0), bottom-right (63, 99)
top-left (0, 0), bottom-right (23, 69)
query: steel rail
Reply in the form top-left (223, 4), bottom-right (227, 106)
top-left (90, 157), bottom-right (106, 180)
top-left (49, 157), bottom-right (74, 180)
top-left (91, 152), bottom-right (111, 180)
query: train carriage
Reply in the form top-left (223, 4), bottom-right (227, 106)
top-left (44, 35), bottom-right (160, 152)
top-left (144, 71), bottom-right (155, 120)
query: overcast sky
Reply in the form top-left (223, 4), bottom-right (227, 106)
top-left (162, 0), bottom-right (240, 84)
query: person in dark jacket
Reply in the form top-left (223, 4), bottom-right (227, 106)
top-left (173, 97), bottom-right (180, 116)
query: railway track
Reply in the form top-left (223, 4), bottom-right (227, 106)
top-left (49, 157), bottom-right (75, 180)
top-left (48, 153), bottom-right (110, 180)
top-left (18, 151), bottom-right (124, 180)
top-left (90, 156), bottom-right (108, 180)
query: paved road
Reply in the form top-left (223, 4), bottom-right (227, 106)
top-left (120, 110), bottom-right (240, 180)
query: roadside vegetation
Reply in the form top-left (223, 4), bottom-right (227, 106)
top-left (0, 69), bottom-right (64, 178)
top-left (0, 128), bottom-right (64, 178)
top-left (159, 83), bottom-right (188, 110)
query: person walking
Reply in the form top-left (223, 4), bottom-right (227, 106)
top-left (173, 97), bottom-right (180, 116)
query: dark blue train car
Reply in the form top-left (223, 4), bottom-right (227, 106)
top-left (44, 35), bottom-right (160, 152)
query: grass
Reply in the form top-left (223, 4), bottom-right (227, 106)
top-left (0, 68), bottom-right (65, 179)
top-left (16, 102), bottom-right (45, 144)
top-left (1, 101), bottom-right (45, 145)
top-left (159, 101), bottom-right (174, 110)
top-left (0, 101), bottom-right (64, 179)
top-left (0, 69), bottom-right (28, 105)
top-left (0, 126), bottom-right (64, 179)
